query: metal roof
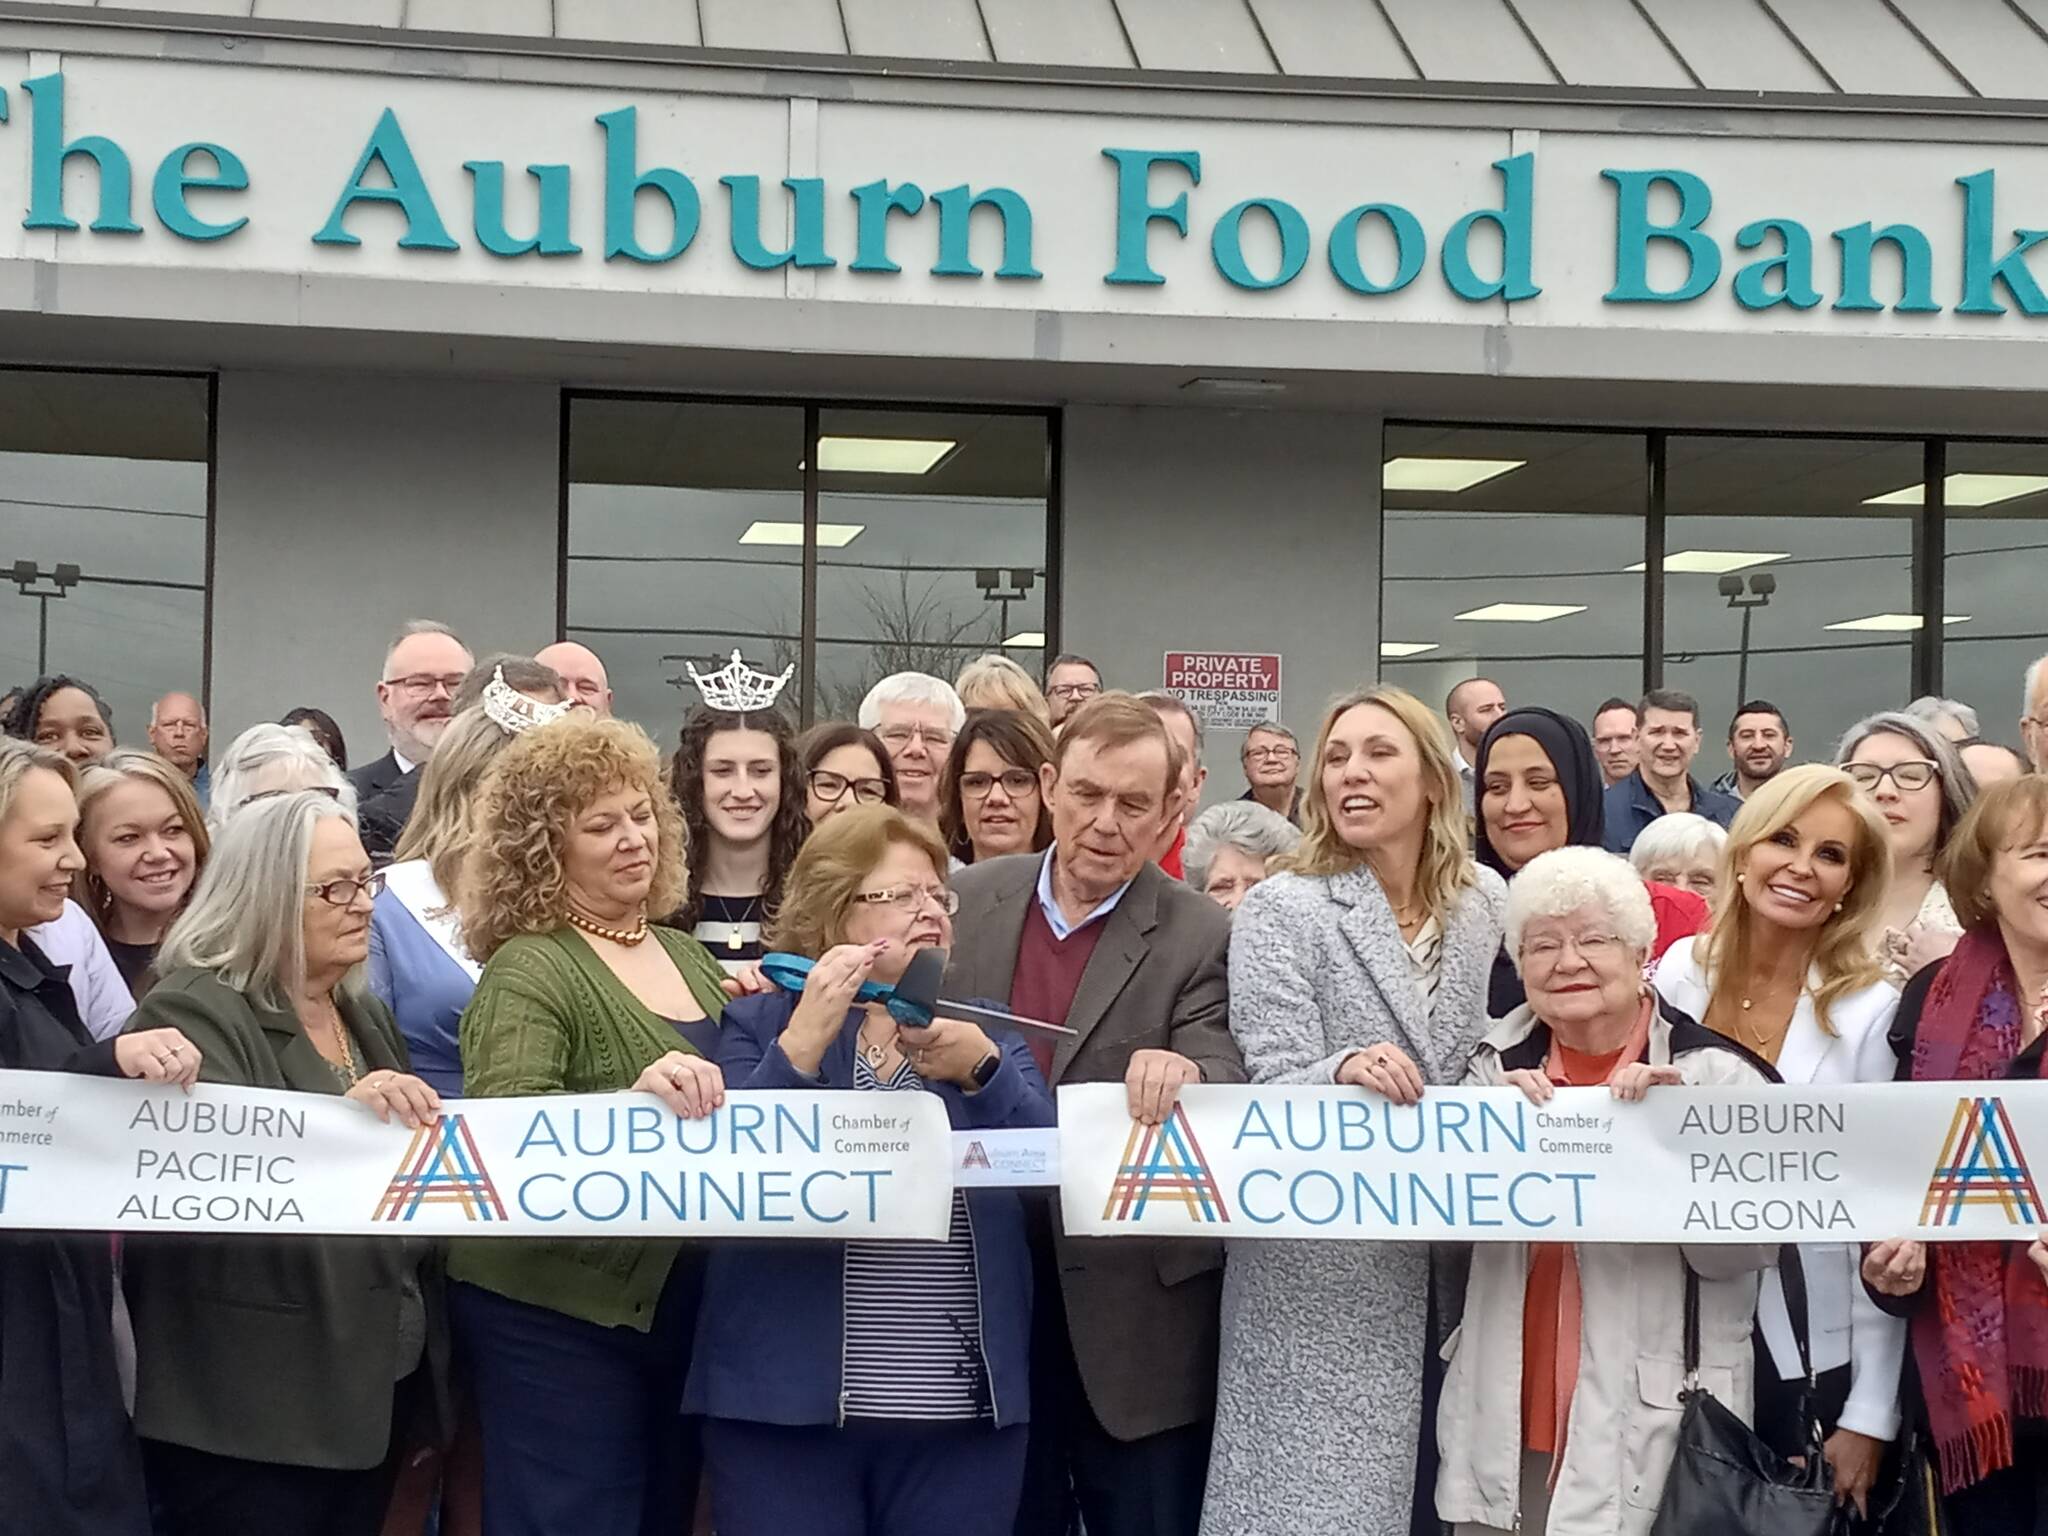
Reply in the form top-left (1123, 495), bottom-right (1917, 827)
top-left (5, 0), bottom-right (2048, 101)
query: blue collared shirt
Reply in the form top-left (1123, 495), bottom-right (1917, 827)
top-left (1034, 847), bottom-right (1134, 942)
top-left (1601, 769), bottom-right (1740, 855)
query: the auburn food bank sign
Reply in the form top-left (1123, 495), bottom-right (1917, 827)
top-left (4, 47), bottom-right (2048, 340)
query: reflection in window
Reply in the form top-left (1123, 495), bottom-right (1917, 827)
top-left (565, 401), bottom-right (1051, 732)
top-left (0, 370), bottom-right (209, 740)
top-left (815, 410), bottom-right (1049, 722)
top-left (1662, 437), bottom-right (1919, 767)
top-left (565, 400), bottom-right (805, 735)
top-left (1938, 443), bottom-right (2048, 755)
top-left (1379, 426), bottom-right (1647, 728)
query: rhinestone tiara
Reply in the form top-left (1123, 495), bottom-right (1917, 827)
top-left (687, 650), bottom-right (795, 714)
top-left (483, 666), bottom-right (576, 735)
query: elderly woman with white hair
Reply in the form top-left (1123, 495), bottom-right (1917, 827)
top-left (1437, 846), bottom-right (1775, 1536)
top-left (1625, 810), bottom-right (1725, 906)
top-left (857, 670), bottom-right (966, 825)
top-left (208, 721), bottom-right (356, 826)
top-left (122, 791), bottom-right (445, 1535)
top-left (1182, 799), bottom-right (1300, 910)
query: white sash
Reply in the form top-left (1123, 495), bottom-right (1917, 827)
top-left (382, 859), bottom-right (481, 983)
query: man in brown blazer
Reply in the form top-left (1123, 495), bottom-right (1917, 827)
top-left (946, 694), bottom-right (1245, 1536)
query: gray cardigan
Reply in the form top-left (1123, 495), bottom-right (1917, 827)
top-left (1201, 860), bottom-right (1506, 1536)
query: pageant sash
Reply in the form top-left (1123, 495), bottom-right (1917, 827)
top-left (1056, 1081), bottom-right (2048, 1245)
top-left (0, 1074), bottom-right (954, 1238)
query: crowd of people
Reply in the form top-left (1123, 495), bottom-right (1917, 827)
top-left (8, 625), bottom-right (2048, 1536)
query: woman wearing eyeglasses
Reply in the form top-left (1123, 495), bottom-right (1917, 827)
top-left (798, 723), bottom-right (899, 827)
top-left (688, 804), bottom-right (1053, 1536)
top-left (1836, 711), bottom-right (1977, 985)
top-left (121, 791), bottom-right (448, 1536)
top-left (1651, 766), bottom-right (1904, 1517)
top-left (940, 709), bottom-right (1056, 868)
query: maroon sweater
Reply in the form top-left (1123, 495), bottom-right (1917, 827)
top-left (1010, 897), bottom-right (1106, 1079)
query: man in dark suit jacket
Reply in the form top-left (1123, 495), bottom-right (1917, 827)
top-left (947, 694), bottom-right (1244, 1536)
top-left (347, 620), bottom-right (471, 859)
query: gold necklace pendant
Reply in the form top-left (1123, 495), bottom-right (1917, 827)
top-left (566, 909), bottom-right (650, 947)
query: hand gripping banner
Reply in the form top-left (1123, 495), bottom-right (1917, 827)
top-left (0, 1073), bottom-right (955, 1239)
top-left (1056, 1081), bottom-right (2048, 1245)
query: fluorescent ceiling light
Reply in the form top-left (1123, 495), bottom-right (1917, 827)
top-left (1002, 631), bottom-right (1046, 648)
top-left (816, 436), bottom-right (956, 475)
top-left (1181, 377), bottom-right (1290, 398)
top-left (1823, 613), bottom-right (1970, 632)
top-left (1379, 642), bottom-right (1440, 658)
top-left (738, 520), bottom-right (864, 548)
top-left (1625, 550), bottom-right (1789, 575)
top-left (1382, 457), bottom-right (1524, 493)
top-left (1863, 473), bottom-right (2048, 507)
top-left (1455, 602), bottom-right (1587, 623)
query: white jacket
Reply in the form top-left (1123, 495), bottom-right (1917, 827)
top-left (1435, 997), bottom-right (1774, 1536)
top-left (1652, 944), bottom-right (1906, 1440)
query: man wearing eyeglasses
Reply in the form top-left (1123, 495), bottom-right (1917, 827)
top-left (347, 619), bottom-right (473, 846)
top-left (857, 671), bottom-right (966, 827)
top-left (1237, 722), bottom-right (1302, 824)
top-left (1044, 654), bottom-right (1104, 729)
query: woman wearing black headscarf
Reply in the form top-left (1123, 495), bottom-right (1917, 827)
top-left (1474, 707), bottom-right (1707, 1015)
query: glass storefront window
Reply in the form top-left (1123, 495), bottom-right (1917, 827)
top-left (1380, 425), bottom-right (1647, 727)
top-left (0, 370), bottom-right (209, 739)
top-left (1662, 436), bottom-right (1920, 769)
top-left (1938, 441), bottom-right (2048, 756)
top-left (565, 398), bottom-right (1051, 732)
top-left (566, 399), bottom-right (806, 737)
top-left (814, 409), bottom-right (1050, 722)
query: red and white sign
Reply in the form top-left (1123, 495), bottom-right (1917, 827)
top-left (1163, 651), bottom-right (1282, 731)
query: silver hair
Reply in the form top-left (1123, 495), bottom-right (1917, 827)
top-left (1505, 846), bottom-right (1657, 974)
top-left (1242, 721), bottom-right (1297, 751)
top-left (2028, 655), bottom-right (2048, 725)
top-left (1182, 801), bottom-right (1302, 892)
top-left (1135, 691), bottom-right (1206, 763)
top-left (382, 617), bottom-right (467, 673)
top-left (1627, 812), bottom-right (1727, 879)
top-left (157, 791), bottom-right (366, 1011)
top-left (1834, 710), bottom-right (1977, 844)
top-left (210, 723), bottom-right (356, 828)
top-left (858, 672), bottom-right (966, 733)
top-left (1903, 695), bottom-right (1979, 739)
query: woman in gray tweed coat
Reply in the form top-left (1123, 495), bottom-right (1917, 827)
top-left (1201, 685), bottom-right (1506, 1536)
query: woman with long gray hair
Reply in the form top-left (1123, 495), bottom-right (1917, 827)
top-left (122, 791), bottom-right (444, 1536)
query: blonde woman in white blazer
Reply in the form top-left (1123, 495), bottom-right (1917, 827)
top-left (1650, 764), bottom-right (1904, 1517)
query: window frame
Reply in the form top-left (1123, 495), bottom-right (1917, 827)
top-left (558, 390), bottom-right (1061, 728)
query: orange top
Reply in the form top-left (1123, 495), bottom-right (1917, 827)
top-left (1521, 1040), bottom-right (1629, 1455)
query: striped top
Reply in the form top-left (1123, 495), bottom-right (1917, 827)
top-left (841, 1053), bottom-right (988, 1421)
top-left (693, 892), bottom-right (766, 977)
top-left (1405, 914), bottom-right (1444, 1023)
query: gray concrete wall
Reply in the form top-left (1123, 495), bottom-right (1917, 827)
top-left (1059, 405), bottom-right (1382, 813)
top-left (209, 371), bottom-right (561, 759)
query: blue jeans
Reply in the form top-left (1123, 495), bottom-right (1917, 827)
top-left (704, 1417), bottom-right (1027, 1536)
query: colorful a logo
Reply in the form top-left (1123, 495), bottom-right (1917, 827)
top-left (1921, 1096), bottom-right (2046, 1226)
top-left (960, 1141), bottom-right (992, 1170)
top-left (1102, 1104), bottom-right (1229, 1224)
top-left (374, 1114), bottom-right (508, 1223)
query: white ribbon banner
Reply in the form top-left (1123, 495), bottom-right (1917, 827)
top-left (0, 1073), bottom-right (955, 1239)
top-left (1056, 1081), bottom-right (2048, 1244)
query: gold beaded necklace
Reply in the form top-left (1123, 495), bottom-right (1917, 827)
top-left (566, 908), bottom-right (650, 947)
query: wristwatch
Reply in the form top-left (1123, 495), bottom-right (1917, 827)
top-left (969, 1050), bottom-right (1002, 1090)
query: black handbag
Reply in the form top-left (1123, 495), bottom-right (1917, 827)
top-left (1650, 1245), bottom-right (1842, 1536)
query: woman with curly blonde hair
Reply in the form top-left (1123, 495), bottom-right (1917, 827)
top-left (1652, 764), bottom-right (1902, 1510)
top-left (447, 713), bottom-right (731, 1536)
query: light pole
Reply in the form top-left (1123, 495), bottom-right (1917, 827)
top-left (977, 567), bottom-right (1035, 645)
top-left (9, 562), bottom-right (80, 676)
top-left (1717, 571), bottom-right (1776, 704)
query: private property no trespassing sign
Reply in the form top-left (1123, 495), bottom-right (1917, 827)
top-left (1163, 652), bottom-right (1281, 731)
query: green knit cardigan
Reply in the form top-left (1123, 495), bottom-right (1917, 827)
top-left (446, 924), bottom-right (729, 1331)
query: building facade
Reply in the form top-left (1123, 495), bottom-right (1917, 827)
top-left (4, 0), bottom-right (2048, 790)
